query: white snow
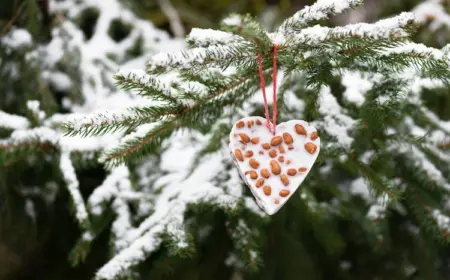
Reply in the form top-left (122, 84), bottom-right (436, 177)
top-left (179, 81), bottom-right (209, 98)
top-left (287, 12), bottom-right (415, 46)
top-left (367, 201), bottom-right (387, 219)
top-left (432, 209), bottom-right (450, 232)
top-left (397, 144), bottom-right (450, 190)
top-left (25, 199), bottom-right (37, 222)
top-left (382, 42), bottom-right (444, 60)
top-left (27, 100), bottom-right (46, 121)
top-left (349, 177), bottom-right (370, 199)
top-left (148, 42), bottom-right (248, 71)
top-left (349, 177), bottom-right (389, 219)
top-left (413, 0), bottom-right (450, 31)
top-left (314, 86), bottom-right (356, 148)
top-left (342, 71), bottom-right (382, 106)
top-left (187, 28), bottom-right (243, 46)
top-left (280, 0), bottom-right (362, 32)
top-left (222, 15), bottom-right (242, 26)
top-left (0, 111), bottom-right (29, 130)
top-left (270, 32), bottom-right (286, 45)
top-left (2, 28), bottom-right (32, 49)
top-left (59, 151), bottom-right (89, 226)
top-left (116, 69), bottom-right (172, 95)
top-left (42, 71), bottom-right (73, 92)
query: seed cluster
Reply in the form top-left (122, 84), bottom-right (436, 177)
top-left (232, 119), bottom-right (319, 206)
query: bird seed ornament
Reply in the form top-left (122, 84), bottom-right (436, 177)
top-left (228, 45), bottom-right (320, 215)
top-left (229, 117), bottom-right (320, 215)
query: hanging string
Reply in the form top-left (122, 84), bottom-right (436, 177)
top-left (272, 45), bottom-right (278, 135)
top-left (256, 45), bottom-right (279, 135)
top-left (257, 54), bottom-right (271, 130)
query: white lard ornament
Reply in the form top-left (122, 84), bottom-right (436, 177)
top-left (229, 116), bottom-right (320, 215)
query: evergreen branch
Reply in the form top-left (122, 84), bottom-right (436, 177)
top-left (101, 73), bottom-right (257, 166)
top-left (400, 144), bottom-right (450, 191)
top-left (431, 209), bottom-right (450, 237)
top-left (174, 81), bottom-right (209, 102)
top-left (100, 121), bottom-right (176, 168)
top-left (0, 140), bottom-right (58, 167)
top-left (187, 121), bottom-right (232, 176)
top-left (220, 14), bottom-right (272, 51)
top-left (147, 42), bottom-right (255, 74)
top-left (181, 68), bottom-right (230, 88)
top-left (114, 70), bottom-right (178, 104)
top-left (347, 156), bottom-right (401, 200)
top-left (0, 127), bottom-right (59, 151)
top-left (284, 12), bottom-right (415, 48)
top-left (378, 43), bottom-right (450, 81)
top-left (278, 0), bottom-right (363, 34)
top-left (0, 110), bottom-right (30, 130)
top-left (186, 28), bottom-right (245, 48)
top-left (437, 141), bottom-right (450, 149)
top-left (59, 151), bottom-right (91, 230)
top-left (63, 105), bottom-right (181, 137)
top-left (406, 186), bottom-right (450, 243)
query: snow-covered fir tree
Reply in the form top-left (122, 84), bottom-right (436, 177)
top-left (1, 0), bottom-right (450, 279)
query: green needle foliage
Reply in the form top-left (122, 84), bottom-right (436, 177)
top-left (3, 0), bottom-right (450, 279)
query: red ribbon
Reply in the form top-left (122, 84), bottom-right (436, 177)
top-left (257, 45), bottom-right (279, 135)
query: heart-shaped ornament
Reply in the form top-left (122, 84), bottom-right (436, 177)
top-left (229, 116), bottom-right (320, 215)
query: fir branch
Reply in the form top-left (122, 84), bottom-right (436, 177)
top-left (220, 14), bottom-right (272, 52)
top-left (379, 43), bottom-right (450, 81)
top-left (100, 73), bottom-right (257, 166)
top-left (347, 156), bottom-right (401, 201)
top-left (186, 28), bottom-right (245, 48)
top-left (188, 121), bottom-right (230, 175)
top-left (406, 186), bottom-right (450, 243)
top-left (0, 127), bottom-right (59, 166)
top-left (60, 151), bottom-right (91, 230)
top-left (114, 70), bottom-right (179, 104)
top-left (278, 0), bottom-right (363, 34)
top-left (147, 42), bottom-right (255, 74)
top-left (438, 141), bottom-right (450, 149)
top-left (63, 105), bottom-right (181, 137)
top-left (0, 110), bottom-right (30, 130)
top-left (0, 140), bottom-right (58, 167)
top-left (283, 12), bottom-right (415, 48)
top-left (100, 121), bottom-right (176, 167)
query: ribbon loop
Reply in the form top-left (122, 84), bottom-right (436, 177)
top-left (256, 45), bottom-right (279, 135)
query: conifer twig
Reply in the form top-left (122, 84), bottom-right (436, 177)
top-left (101, 74), bottom-right (254, 164)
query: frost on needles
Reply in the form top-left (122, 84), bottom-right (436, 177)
top-left (2, 0), bottom-right (450, 279)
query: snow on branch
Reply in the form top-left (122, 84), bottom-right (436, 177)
top-left (413, 0), bottom-right (450, 31)
top-left (187, 28), bottom-right (245, 47)
top-left (279, 0), bottom-right (363, 33)
top-left (88, 166), bottom-right (131, 215)
top-left (0, 127), bottom-right (59, 147)
top-left (60, 151), bottom-right (90, 229)
top-left (349, 178), bottom-right (390, 220)
top-left (222, 15), bottom-right (242, 27)
top-left (380, 42), bottom-right (446, 60)
top-left (432, 209), bottom-right (450, 233)
top-left (111, 197), bottom-right (133, 252)
top-left (314, 86), bottom-right (356, 148)
top-left (95, 225), bottom-right (163, 280)
top-left (114, 69), bottom-right (174, 101)
top-left (63, 105), bottom-right (176, 138)
top-left (95, 130), bottom-right (263, 279)
top-left (285, 12), bottom-right (415, 46)
top-left (0, 110), bottom-right (29, 130)
top-left (147, 42), bottom-right (253, 73)
top-left (398, 144), bottom-right (450, 190)
top-left (1, 28), bottom-right (33, 50)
